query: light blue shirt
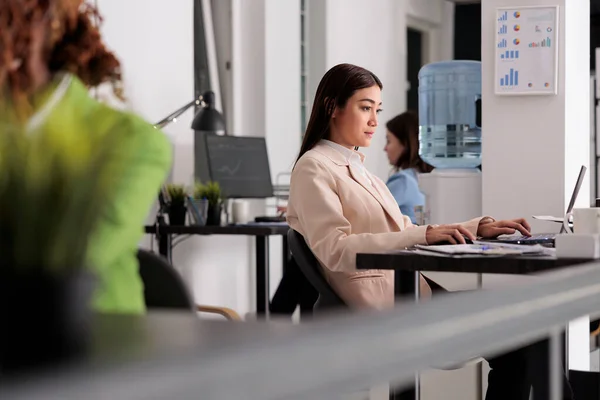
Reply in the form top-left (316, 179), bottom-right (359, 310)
top-left (386, 168), bottom-right (425, 224)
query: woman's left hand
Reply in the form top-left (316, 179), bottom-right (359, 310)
top-left (477, 217), bottom-right (532, 239)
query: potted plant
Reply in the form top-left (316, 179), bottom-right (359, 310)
top-left (165, 184), bottom-right (188, 225)
top-left (0, 113), bottom-right (122, 374)
top-left (195, 181), bottom-right (223, 226)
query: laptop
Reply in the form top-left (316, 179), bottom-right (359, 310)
top-left (481, 165), bottom-right (587, 246)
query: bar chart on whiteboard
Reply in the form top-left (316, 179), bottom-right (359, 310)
top-left (495, 7), bottom-right (558, 95)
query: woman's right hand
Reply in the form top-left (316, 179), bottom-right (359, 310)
top-left (426, 224), bottom-right (476, 245)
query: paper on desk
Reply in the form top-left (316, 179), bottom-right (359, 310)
top-left (415, 242), bottom-right (550, 256)
top-left (532, 215), bottom-right (565, 223)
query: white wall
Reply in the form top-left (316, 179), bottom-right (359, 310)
top-left (93, 0), bottom-right (195, 215)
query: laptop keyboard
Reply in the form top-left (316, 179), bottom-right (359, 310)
top-left (501, 233), bottom-right (556, 246)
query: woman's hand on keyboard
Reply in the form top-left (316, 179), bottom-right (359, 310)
top-left (477, 218), bottom-right (531, 239)
top-left (426, 224), bottom-right (476, 245)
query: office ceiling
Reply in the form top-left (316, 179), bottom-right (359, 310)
top-left (448, 0), bottom-right (600, 15)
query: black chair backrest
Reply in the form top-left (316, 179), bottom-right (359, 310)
top-left (287, 229), bottom-right (346, 311)
top-left (137, 249), bottom-right (194, 312)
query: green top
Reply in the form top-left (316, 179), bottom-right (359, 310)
top-left (33, 75), bottom-right (172, 314)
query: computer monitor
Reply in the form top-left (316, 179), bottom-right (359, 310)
top-left (199, 135), bottom-right (274, 199)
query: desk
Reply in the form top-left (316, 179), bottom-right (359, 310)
top-left (144, 222), bottom-right (289, 317)
top-left (357, 250), bottom-right (592, 303)
top-left (357, 250), bottom-right (592, 279)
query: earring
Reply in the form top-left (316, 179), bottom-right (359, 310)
top-left (8, 58), bottom-right (22, 71)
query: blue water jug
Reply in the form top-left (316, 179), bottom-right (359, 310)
top-left (418, 60), bottom-right (482, 169)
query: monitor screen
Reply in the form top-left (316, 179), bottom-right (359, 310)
top-left (203, 135), bottom-right (274, 199)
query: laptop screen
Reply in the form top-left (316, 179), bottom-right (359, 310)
top-left (565, 165), bottom-right (587, 215)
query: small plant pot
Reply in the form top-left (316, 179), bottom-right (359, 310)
top-left (0, 270), bottom-right (95, 375)
top-left (206, 203), bottom-right (222, 226)
top-left (168, 203), bottom-right (187, 226)
top-left (188, 198), bottom-right (209, 226)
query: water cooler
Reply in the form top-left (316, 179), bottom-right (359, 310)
top-left (417, 61), bottom-right (483, 225)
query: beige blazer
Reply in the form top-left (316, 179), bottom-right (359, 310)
top-left (287, 142), bottom-right (482, 310)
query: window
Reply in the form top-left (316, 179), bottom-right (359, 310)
top-left (406, 28), bottom-right (423, 113)
top-left (300, 0), bottom-right (308, 134)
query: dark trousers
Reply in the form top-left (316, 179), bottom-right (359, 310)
top-left (422, 277), bottom-right (574, 400)
top-left (269, 257), bottom-right (318, 318)
top-left (425, 278), bottom-right (575, 400)
top-left (486, 337), bottom-right (574, 400)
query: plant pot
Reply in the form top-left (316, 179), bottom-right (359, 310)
top-left (168, 203), bottom-right (187, 226)
top-left (188, 198), bottom-right (209, 226)
top-left (0, 270), bottom-right (95, 375)
top-left (206, 203), bottom-right (222, 226)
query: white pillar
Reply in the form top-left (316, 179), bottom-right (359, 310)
top-left (482, 0), bottom-right (590, 229)
top-left (482, 0), bottom-right (591, 374)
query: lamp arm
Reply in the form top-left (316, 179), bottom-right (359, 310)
top-left (153, 97), bottom-right (203, 129)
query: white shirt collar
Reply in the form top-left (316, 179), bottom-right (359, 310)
top-left (320, 139), bottom-right (362, 163)
top-left (320, 139), bottom-right (373, 184)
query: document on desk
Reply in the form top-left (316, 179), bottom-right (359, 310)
top-left (532, 215), bottom-right (564, 223)
top-left (414, 242), bottom-right (551, 256)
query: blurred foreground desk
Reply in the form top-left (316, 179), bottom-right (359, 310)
top-left (356, 249), bottom-right (594, 394)
top-left (1, 311), bottom-right (297, 400)
top-left (145, 223), bottom-right (289, 317)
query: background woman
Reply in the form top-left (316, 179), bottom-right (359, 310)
top-left (384, 110), bottom-right (433, 223)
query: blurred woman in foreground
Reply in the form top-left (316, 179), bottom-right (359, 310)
top-left (0, 0), bottom-right (172, 314)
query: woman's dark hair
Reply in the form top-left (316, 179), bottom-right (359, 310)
top-left (295, 63), bottom-right (382, 164)
top-left (386, 110), bottom-right (433, 173)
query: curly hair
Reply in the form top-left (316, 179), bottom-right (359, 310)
top-left (0, 0), bottom-right (122, 106)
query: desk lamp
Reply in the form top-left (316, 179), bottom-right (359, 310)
top-left (153, 91), bottom-right (226, 241)
top-left (154, 90), bottom-right (225, 134)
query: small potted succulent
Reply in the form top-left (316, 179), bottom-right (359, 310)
top-left (165, 184), bottom-right (188, 226)
top-left (194, 181), bottom-right (223, 226)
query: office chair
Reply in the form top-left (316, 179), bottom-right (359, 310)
top-left (287, 229), bottom-right (413, 400)
top-left (286, 229), bottom-right (346, 313)
top-left (137, 249), bottom-right (241, 320)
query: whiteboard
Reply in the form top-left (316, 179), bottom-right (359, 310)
top-left (494, 6), bottom-right (559, 96)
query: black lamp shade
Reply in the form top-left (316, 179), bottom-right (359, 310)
top-left (191, 108), bottom-right (225, 133)
top-left (191, 91), bottom-right (226, 134)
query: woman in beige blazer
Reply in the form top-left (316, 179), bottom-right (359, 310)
top-left (286, 63), bottom-right (573, 400)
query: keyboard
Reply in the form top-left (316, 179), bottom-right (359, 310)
top-left (483, 233), bottom-right (556, 246)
